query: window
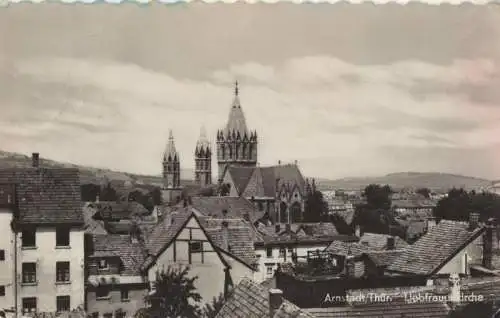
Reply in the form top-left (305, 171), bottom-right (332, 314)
top-left (189, 241), bottom-right (202, 253)
top-left (96, 287), bottom-right (110, 299)
top-left (56, 228), bottom-right (70, 247)
top-left (22, 229), bottom-right (36, 247)
top-left (22, 263), bottom-right (36, 284)
top-left (279, 248), bottom-right (286, 258)
top-left (22, 297), bottom-right (37, 314)
top-left (98, 259), bottom-right (108, 270)
top-left (0, 285), bottom-right (5, 297)
top-left (288, 248), bottom-right (294, 255)
top-left (266, 248), bottom-right (273, 258)
top-left (266, 265), bottom-right (274, 276)
top-left (121, 289), bottom-right (129, 301)
top-left (0, 250), bottom-right (4, 261)
top-left (116, 311), bottom-right (127, 318)
top-left (103, 313), bottom-right (113, 318)
top-left (56, 262), bottom-right (70, 282)
top-left (56, 295), bottom-right (70, 312)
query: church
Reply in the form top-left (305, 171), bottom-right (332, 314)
top-left (161, 82), bottom-right (310, 224)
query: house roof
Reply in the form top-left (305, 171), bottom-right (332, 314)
top-left (190, 196), bottom-right (264, 223)
top-left (82, 203), bottom-right (107, 235)
top-left (215, 278), bottom-right (315, 318)
top-left (241, 164), bottom-right (306, 199)
top-left (227, 166), bottom-right (256, 195)
top-left (387, 220), bottom-right (486, 275)
top-left (144, 209), bottom-right (193, 261)
top-left (303, 299), bottom-right (450, 318)
top-left (142, 209), bottom-right (230, 270)
top-left (325, 240), bottom-right (369, 257)
top-left (0, 168), bottom-right (83, 225)
top-left (257, 223), bottom-right (346, 246)
top-left (203, 219), bottom-right (258, 269)
top-left (89, 234), bottom-right (146, 276)
top-left (358, 233), bottom-right (409, 250)
top-left (364, 250), bottom-right (406, 267)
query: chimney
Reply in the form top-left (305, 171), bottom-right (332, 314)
top-left (32, 152), bottom-right (39, 168)
top-left (221, 221), bottom-right (229, 251)
top-left (482, 218), bottom-right (495, 269)
top-left (355, 225), bottom-right (361, 237)
top-left (268, 289), bottom-right (283, 318)
top-left (387, 236), bottom-right (395, 250)
top-left (468, 212), bottom-right (480, 231)
top-left (345, 256), bottom-right (356, 277)
top-left (275, 224), bottom-right (281, 233)
top-left (95, 195), bottom-right (100, 203)
top-left (427, 217), bottom-right (437, 232)
top-left (448, 273), bottom-right (461, 304)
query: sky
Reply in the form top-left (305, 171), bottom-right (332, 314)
top-left (1, 3), bottom-right (500, 180)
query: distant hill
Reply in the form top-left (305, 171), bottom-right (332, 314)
top-left (315, 172), bottom-right (493, 193)
top-left (0, 151), bottom-right (492, 194)
top-left (0, 150), bottom-right (195, 187)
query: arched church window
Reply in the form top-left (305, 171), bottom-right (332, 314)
top-left (290, 202), bottom-right (302, 223)
top-left (280, 202), bottom-right (288, 224)
top-left (242, 144), bottom-right (247, 159)
top-left (236, 145), bottom-right (240, 159)
top-left (229, 146), bottom-right (233, 159)
top-left (248, 145), bottom-right (253, 160)
top-left (221, 145), bottom-right (225, 159)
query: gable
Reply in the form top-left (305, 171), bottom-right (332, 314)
top-left (144, 212), bottom-right (230, 271)
top-left (222, 171), bottom-right (240, 197)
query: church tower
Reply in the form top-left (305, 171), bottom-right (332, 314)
top-left (216, 81), bottom-right (258, 183)
top-left (162, 130), bottom-right (182, 203)
top-left (194, 126), bottom-right (212, 187)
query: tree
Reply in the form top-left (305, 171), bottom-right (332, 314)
top-left (304, 190), bottom-right (329, 222)
top-left (80, 183), bottom-right (101, 202)
top-left (416, 187), bottom-right (431, 199)
top-left (151, 187), bottom-right (163, 206)
top-left (364, 184), bottom-right (392, 210)
top-left (201, 293), bottom-right (225, 318)
top-left (100, 183), bottom-right (118, 201)
top-left (434, 188), bottom-right (500, 222)
top-left (137, 266), bottom-right (202, 318)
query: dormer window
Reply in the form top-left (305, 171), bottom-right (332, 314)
top-left (98, 260), bottom-right (108, 270)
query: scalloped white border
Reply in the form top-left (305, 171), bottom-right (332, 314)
top-left (0, 0), bottom-right (497, 4)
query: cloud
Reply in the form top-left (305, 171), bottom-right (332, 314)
top-left (2, 55), bottom-right (499, 179)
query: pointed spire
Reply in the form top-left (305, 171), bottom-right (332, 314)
top-left (196, 125), bottom-right (210, 152)
top-left (225, 82), bottom-right (248, 136)
top-left (164, 129), bottom-right (178, 161)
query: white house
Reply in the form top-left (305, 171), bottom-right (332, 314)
top-left (0, 153), bottom-right (86, 316)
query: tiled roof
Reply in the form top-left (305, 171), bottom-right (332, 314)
top-left (358, 233), bottom-right (409, 250)
top-left (227, 166), bottom-right (256, 195)
top-left (304, 299), bottom-right (450, 318)
top-left (325, 241), bottom-right (371, 257)
top-left (242, 164), bottom-right (306, 198)
top-left (0, 168), bottom-right (83, 224)
top-left (257, 223), bottom-right (346, 245)
top-left (190, 196), bottom-right (265, 223)
top-left (199, 217), bottom-right (264, 243)
top-left (90, 234), bottom-right (146, 275)
top-left (364, 250), bottom-right (405, 267)
top-left (298, 223), bottom-right (340, 237)
top-left (215, 278), bottom-right (315, 318)
top-left (388, 220), bottom-right (485, 275)
top-left (82, 203), bottom-right (107, 235)
top-left (144, 209), bottom-right (193, 263)
top-left (104, 221), bottom-right (134, 234)
top-left (205, 222), bottom-right (258, 269)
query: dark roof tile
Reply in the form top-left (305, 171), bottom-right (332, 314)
top-left (388, 220), bottom-right (485, 275)
top-left (0, 168), bottom-right (83, 224)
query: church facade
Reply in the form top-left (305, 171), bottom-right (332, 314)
top-left (161, 82), bottom-right (308, 223)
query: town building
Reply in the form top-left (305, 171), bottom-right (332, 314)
top-left (142, 209), bottom-right (256, 305)
top-left (85, 234), bottom-right (148, 318)
top-left (0, 153), bottom-right (86, 315)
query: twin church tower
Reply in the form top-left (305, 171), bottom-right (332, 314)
top-left (162, 81), bottom-right (258, 194)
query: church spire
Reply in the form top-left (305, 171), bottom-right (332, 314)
top-left (196, 125), bottom-right (210, 152)
top-left (163, 129), bottom-right (178, 161)
top-left (234, 80), bottom-right (239, 97)
top-left (225, 82), bottom-right (247, 135)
